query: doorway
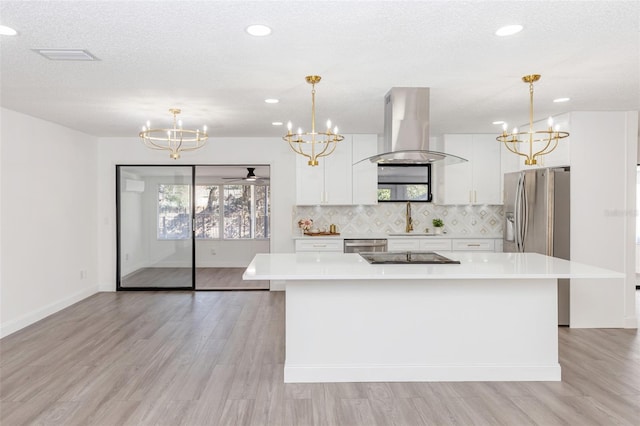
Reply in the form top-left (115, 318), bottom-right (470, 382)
top-left (116, 165), bottom-right (270, 290)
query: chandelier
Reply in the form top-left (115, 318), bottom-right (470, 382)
top-left (139, 108), bottom-right (208, 159)
top-left (283, 75), bottom-right (344, 166)
top-left (497, 74), bottom-right (569, 166)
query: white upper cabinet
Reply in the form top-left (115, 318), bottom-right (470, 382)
top-left (296, 134), bottom-right (378, 205)
top-left (352, 134), bottom-right (378, 205)
top-left (296, 136), bottom-right (352, 205)
top-left (441, 134), bottom-right (501, 205)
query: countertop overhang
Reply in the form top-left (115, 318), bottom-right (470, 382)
top-left (243, 252), bottom-right (625, 281)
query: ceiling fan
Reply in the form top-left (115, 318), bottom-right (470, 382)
top-left (223, 167), bottom-right (269, 183)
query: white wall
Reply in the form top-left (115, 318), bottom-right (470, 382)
top-left (97, 135), bottom-right (297, 291)
top-left (571, 111), bottom-right (638, 328)
top-left (0, 108), bottom-right (98, 338)
top-left (196, 239), bottom-right (270, 267)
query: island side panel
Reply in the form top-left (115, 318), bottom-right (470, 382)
top-left (285, 278), bottom-right (560, 383)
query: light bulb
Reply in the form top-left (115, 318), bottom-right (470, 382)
top-left (326, 119), bottom-right (332, 130)
top-left (547, 117), bottom-right (554, 127)
top-left (512, 127), bottom-right (518, 135)
top-left (178, 119), bottom-right (183, 129)
top-left (297, 127), bottom-right (303, 135)
top-left (203, 125), bottom-right (207, 133)
top-left (146, 120), bottom-right (151, 128)
top-left (502, 123), bottom-right (508, 132)
top-left (142, 126), bottom-right (146, 131)
top-left (554, 124), bottom-right (560, 132)
top-left (334, 126), bottom-right (339, 134)
top-left (287, 121), bottom-right (292, 131)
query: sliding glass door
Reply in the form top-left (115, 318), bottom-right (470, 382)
top-left (117, 166), bottom-right (194, 289)
top-left (194, 166), bottom-right (270, 290)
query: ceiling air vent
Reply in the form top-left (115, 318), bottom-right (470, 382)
top-left (32, 49), bottom-right (100, 61)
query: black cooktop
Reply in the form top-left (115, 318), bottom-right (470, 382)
top-left (359, 251), bottom-right (460, 265)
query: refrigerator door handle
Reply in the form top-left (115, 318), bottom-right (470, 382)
top-left (514, 173), bottom-right (521, 251)
top-left (515, 172), bottom-right (526, 252)
top-left (521, 174), bottom-right (529, 252)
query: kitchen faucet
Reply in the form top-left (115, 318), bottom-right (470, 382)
top-left (405, 201), bottom-right (413, 233)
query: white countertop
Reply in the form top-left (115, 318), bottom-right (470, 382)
top-left (243, 252), bottom-right (624, 281)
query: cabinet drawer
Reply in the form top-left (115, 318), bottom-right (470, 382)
top-left (419, 239), bottom-right (452, 251)
top-left (295, 239), bottom-right (343, 252)
top-left (452, 239), bottom-right (495, 251)
top-left (387, 239), bottom-right (420, 251)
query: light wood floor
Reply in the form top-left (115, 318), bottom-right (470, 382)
top-left (121, 267), bottom-right (268, 290)
top-left (1, 291), bottom-right (639, 426)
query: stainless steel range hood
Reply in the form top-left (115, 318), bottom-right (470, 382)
top-left (360, 87), bottom-right (467, 164)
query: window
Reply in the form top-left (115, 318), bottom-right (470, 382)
top-left (157, 184), bottom-right (191, 239)
top-left (159, 183), bottom-right (270, 240)
top-left (195, 185), bottom-right (220, 239)
top-left (224, 185), bottom-right (251, 239)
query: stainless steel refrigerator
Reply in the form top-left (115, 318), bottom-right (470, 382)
top-left (503, 167), bottom-right (571, 325)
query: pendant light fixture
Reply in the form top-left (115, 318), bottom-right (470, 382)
top-left (139, 108), bottom-right (208, 159)
top-left (497, 74), bottom-right (569, 166)
top-left (283, 75), bottom-right (344, 166)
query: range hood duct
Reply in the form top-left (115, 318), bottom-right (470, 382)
top-left (361, 87), bottom-right (467, 164)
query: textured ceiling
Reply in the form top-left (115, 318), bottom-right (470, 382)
top-left (1, 1), bottom-right (638, 139)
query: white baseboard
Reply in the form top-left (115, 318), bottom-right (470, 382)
top-left (624, 315), bottom-right (638, 329)
top-left (269, 280), bottom-right (285, 291)
top-left (0, 286), bottom-right (98, 338)
top-left (284, 363), bottom-right (562, 383)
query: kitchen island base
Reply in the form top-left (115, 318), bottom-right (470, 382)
top-left (285, 278), bottom-right (560, 383)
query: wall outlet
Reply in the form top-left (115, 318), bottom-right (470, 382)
top-left (125, 253), bottom-right (129, 261)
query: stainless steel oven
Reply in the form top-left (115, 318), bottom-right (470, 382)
top-left (343, 239), bottom-right (388, 253)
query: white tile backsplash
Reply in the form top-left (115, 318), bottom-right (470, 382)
top-left (294, 204), bottom-right (504, 237)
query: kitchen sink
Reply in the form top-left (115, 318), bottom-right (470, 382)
top-left (359, 251), bottom-right (460, 264)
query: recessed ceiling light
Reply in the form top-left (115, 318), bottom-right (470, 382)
top-left (553, 97), bottom-right (571, 103)
top-left (265, 98), bottom-right (279, 104)
top-left (246, 24), bottom-right (272, 37)
top-left (272, 121), bottom-right (283, 126)
top-left (32, 48), bottom-right (100, 61)
top-left (495, 24), bottom-right (523, 36)
top-left (0, 25), bottom-right (17, 36)
top-left (492, 120), bottom-right (506, 125)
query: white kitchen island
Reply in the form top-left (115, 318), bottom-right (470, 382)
top-left (243, 252), bottom-right (623, 383)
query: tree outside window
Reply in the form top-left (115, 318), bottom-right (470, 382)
top-left (157, 184), bottom-right (191, 239)
top-left (195, 185), bottom-right (219, 239)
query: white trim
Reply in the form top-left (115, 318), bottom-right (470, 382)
top-left (0, 286), bottom-right (98, 338)
top-left (284, 363), bottom-right (561, 383)
top-left (624, 315), bottom-right (638, 329)
top-left (269, 280), bottom-right (285, 291)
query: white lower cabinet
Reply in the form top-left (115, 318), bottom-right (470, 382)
top-left (388, 238), bottom-right (451, 251)
top-left (419, 239), bottom-right (453, 251)
top-left (388, 238), bottom-right (499, 252)
top-left (452, 239), bottom-right (495, 252)
top-left (295, 239), bottom-right (343, 253)
top-left (387, 239), bottom-right (420, 251)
